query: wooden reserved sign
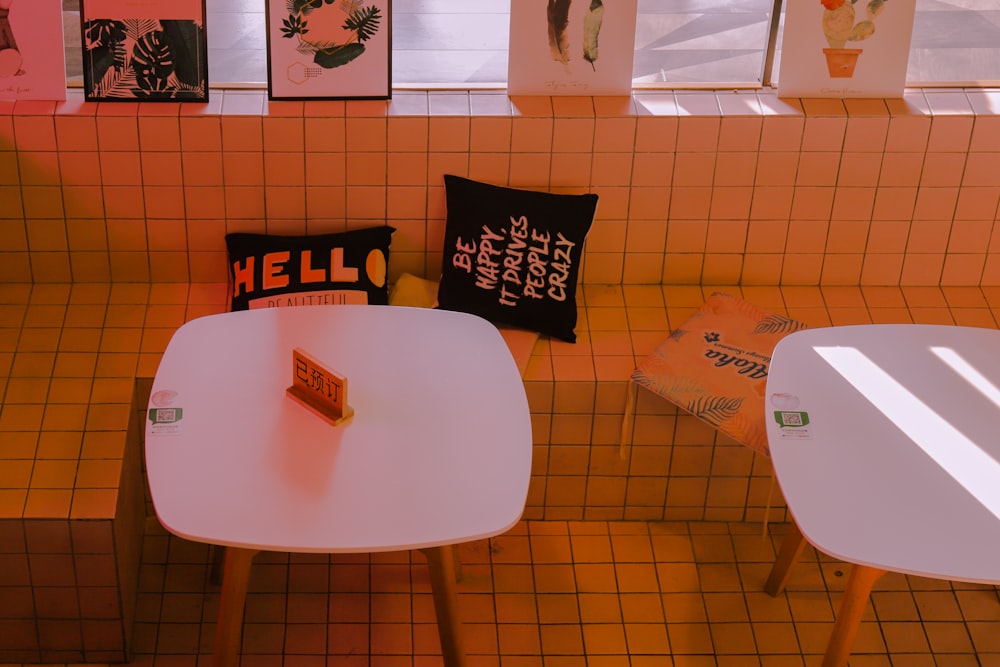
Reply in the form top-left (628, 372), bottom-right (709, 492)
top-left (286, 348), bottom-right (354, 425)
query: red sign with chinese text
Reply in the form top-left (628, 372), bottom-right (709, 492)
top-left (286, 348), bottom-right (354, 425)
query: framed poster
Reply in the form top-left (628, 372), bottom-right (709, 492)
top-left (265, 0), bottom-right (391, 101)
top-left (0, 0), bottom-right (67, 101)
top-left (80, 0), bottom-right (208, 102)
top-left (508, 0), bottom-right (638, 96)
top-left (777, 0), bottom-right (916, 98)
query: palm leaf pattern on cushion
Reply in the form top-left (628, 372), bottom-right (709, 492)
top-left (707, 292), bottom-right (762, 318)
top-left (723, 409), bottom-right (770, 456)
top-left (634, 354), bottom-right (675, 378)
top-left (633, 355), bottom-right (698, 387)
top-left (632, 370), bottom-right (709, 401)
top-left (685, 395), bottom-right (743, 428)
top-left (754, 314), bottom-right (808, 335)
top-left (667, 327), bottom-right (689, 343)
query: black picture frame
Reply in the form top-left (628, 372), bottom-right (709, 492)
top-left (79, 0), bottom-right (209, 102)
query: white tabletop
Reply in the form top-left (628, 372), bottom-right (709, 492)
top-left (145, 305), bottom-right (533, 554)
top-left (765, 324), bottom-right (1000, 585)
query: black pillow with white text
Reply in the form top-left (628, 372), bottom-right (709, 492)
top-left (437, 175), bottom-right (597, 342)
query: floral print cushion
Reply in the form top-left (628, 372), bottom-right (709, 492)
top-left (631, 292), bottom-right (807, 457)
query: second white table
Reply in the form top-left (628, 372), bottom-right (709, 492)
top-left (764, 324), bottom-right (1000, 666)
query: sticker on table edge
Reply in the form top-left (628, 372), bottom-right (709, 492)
top-left (773, 410), bottom-right (812, 439)
top-left (148, 407), bottom-right (184, 436)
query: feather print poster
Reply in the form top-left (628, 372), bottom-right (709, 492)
top-left (508, 0), bottom-right (636, 95)
top-left (80, 0), bottom-right (208, 101)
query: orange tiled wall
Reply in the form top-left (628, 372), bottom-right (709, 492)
top-left (2, 88), bottom-right (1000, 287)
top-left (0, 374), bottom-right (145, 663)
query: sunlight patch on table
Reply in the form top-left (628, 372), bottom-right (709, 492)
top-left (814, 345), bottom-right (1000, 523)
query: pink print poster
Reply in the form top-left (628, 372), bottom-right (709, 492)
top-left (0, 0), bottom-right (67, 101)
top-left (508, 0), bottom-right (638, 96)
top-left (265, 0), bottom-right (391, 100)
top-left (777, 0), bottom-right (916, 98)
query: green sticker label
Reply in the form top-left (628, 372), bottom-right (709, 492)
top-left (774, 411), bottom-right (809, 428)
top-left (149, 407), bottom-right (183, 424)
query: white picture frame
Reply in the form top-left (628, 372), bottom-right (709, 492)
top-left (777, 0), bottom-right (916, 99)
top-left (508, 0), bottom-right (637, 96)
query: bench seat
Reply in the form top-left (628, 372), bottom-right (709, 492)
top-left (1, 281), bottom-right (998, 661)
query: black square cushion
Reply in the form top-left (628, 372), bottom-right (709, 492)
top-left (437, 175), bottom-right (598, 342)
top-left (225, 226), bottom-right (395, 311)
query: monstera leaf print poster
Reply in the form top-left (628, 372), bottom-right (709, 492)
top-left (265, 0), bottom-right (391, 100)
top-left (508, 0), bottom-right (637, 95)
top-left (80, 0), bottom-right (208, 102)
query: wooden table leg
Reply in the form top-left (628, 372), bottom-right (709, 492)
top-left (765, 520), bottom-right (807, 596)
top-left (453, 549), bottom-right (463, 582)
top-left (210, 545), bottom-right (226, 585)
top-left (213, 546), bottom-right (259, 667)
top-left (422, 545), bottom-right (467, 667)
top-left (822, 563), bottom-right (885, 667)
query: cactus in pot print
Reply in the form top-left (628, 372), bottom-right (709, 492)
top-left (820, 0), bottom-right (889, 78)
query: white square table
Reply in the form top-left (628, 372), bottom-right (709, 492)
top-left (145, 305), bottom-right (533, 667)
top-left (763, 324), bottom-right (1000, 666)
